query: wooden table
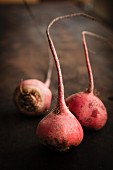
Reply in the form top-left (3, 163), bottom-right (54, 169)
top-left (0, 2), bottom-right (113, 170)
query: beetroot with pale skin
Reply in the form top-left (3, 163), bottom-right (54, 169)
top-left (13, 79), bottom-right (52, 116)
top-left (66, 31), bottom-right (108, 130)
top-left (36, 13), bottom-right (87, 151)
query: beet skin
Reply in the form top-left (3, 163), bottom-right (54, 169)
top-left (66, 91), bottom-right (107, 130)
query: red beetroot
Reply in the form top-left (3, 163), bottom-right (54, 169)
top-left (36, 13), bottom-right (85, 151)
top-left (66, 31), bottom-right (108, 130)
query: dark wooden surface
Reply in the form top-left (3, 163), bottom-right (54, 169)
top-left (0, 2), bottom-right (113, 170)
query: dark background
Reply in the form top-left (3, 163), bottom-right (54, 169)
top-left (0, 1), bottom-right (113, 170)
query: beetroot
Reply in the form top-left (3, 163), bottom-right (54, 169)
top-left (36, 13), bottom-right (85, 151)
top-left (13, 78), bottom-right (52, 116)
top-left (13, 55), bottom-right (52, 115)
top-left (66, 91), bottom-right (107, 130)
top-left (66, 31), bottom-right (108, 130)
top-left (13, 47), bottom-right (53, 116)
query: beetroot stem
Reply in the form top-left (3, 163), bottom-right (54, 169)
top-left (82, 31), bottom-right (113, 93)
top-left (46, 26), bottom-right (65, 111)
top-left (46, 13), bottom-right (95, 111)
top-left (82, 31), bottom-right (94, 93)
